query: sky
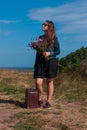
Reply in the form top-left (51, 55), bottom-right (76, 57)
top-left (0, 0), bottom-right (87, 68)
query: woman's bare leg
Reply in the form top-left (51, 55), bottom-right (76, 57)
top-left (35, 78), bottom-right (43, 101)
top-left (46, 78), bottom-right (54, 103)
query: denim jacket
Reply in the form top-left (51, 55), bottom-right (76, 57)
top-left (39, 35), bottom-right (60, 59)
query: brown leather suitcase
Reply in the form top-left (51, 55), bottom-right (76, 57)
top-left (25, 88), bottom-right (38, 108)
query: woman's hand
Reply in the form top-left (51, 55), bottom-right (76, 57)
top-left (43, 52), bottom-right (51, 58)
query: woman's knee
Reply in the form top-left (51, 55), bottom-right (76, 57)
top-left (36, 78), bottom-right (43, 86)
top-left (46, 78), bottom-right (53, 85)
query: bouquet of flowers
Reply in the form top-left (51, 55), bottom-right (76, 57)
top-left (28, 38), bottom-right (50, 60)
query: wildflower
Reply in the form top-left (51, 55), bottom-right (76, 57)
top-left (29, 38), bottom-right (50, 60)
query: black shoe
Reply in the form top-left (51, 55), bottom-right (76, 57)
top-left (43, 102), bottom-right (51, 108)
top-left (38, 100), bottom-right (43, 107)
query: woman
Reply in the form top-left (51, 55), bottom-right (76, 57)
top-left (34, 20), bottom-right (60, 108)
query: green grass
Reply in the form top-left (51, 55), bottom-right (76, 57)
top-left (58, 123), bottom-right (70, 130)
top-left (0, 72), bottom-right (86, 103)
top-left (0, 70), bottom-right (87, 130)
top-left (51, 122), bottom-right (70, 130)
top-left (10, 111), bottom-right (71, 130)
top-left (10, 111), bottom-right (46, 130)
top-left (54, 74), bottom-right (87, 102)
top-left (13, 123), bottom-right (40, 130)
top-left (0, 78), bottom-right (26, 95)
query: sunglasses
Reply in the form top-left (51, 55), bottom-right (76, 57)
top-left (42, 23), bottom-right (48, 27)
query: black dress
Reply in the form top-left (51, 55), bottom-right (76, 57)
top-left (34, 35), bottom-right (60, 78)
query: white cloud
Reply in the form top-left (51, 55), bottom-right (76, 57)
top-left (0, 30), bottom-right (15, 36)
top-left (0, 20), bottom-right (19, 24)
top-left (28, 0), bottom-right (87, 42)
top-left (0, 19), bottom-right (19, 36)
top-left (28, 0), bottom-right (87, 57)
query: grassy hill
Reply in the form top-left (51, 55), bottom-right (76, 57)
top-left (0, 47), bottom-right (87, 130)
top-left (59, 47), bottom-right (87, 74)
top-left (54, 47), bottom-right (87, 102)
top-left (0, 47), bottom-right (87, 103)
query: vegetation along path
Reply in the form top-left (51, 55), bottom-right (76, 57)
top-left (0, 47), bottom-right (87, 130)
top-left (0, 69), bottom-right (87, 130)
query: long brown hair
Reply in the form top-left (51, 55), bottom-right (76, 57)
top-left (45, 20), bottom-right (56, 44)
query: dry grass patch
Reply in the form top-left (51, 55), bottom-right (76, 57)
top-left (0, 70), bottom-right (87, 130)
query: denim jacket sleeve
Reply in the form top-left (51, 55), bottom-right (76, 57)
top-left (50, 37), bottom-right (60, 57)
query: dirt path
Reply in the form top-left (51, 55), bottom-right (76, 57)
top-left (0, 70), bottom-right (87, 130)
top-left (0, 95), bottom-right (87, 130)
